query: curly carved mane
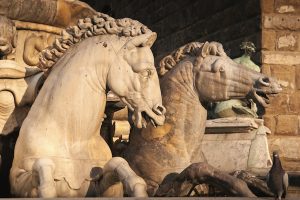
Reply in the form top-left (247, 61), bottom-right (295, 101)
top-left (158, 41), bottom-right (227, 76)
top-left (38, 12), bottom-right (153, 73)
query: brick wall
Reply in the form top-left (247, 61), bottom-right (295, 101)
top-left (261, 0), bottom-right (300, 171)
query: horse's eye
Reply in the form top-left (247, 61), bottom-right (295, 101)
top-left (219, 66), bottom-right (225, 72)
top-left (212, 64), bottom-right (225, 73)
top-left (140, 69), bottom-right (152, 78)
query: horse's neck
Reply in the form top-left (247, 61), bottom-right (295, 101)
top-left (51, 37), bottom-right (111, 91)
top-left (33, 37), bottom-right (113, 138)
top-left (161, 61), bottom-right (207, 147)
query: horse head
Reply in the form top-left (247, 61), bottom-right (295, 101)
top-left (193, 42), bottom-right (282, 106)
top-left (108, 33), bottom-right (166, 129)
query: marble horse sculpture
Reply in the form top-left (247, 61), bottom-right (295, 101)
top-left (125, 42), bottom-right (282, 196)
top-left (10, 13), bottom-right (165, 197)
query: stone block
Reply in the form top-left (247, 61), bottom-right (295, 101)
top-left (202, 140), bottom-right (251, 172)
top-left (277, 32), bottom-right (298, 51)
top-left (275, 114), bottom-right (299, 135)
top-left (263, 115), bottom-right (276, 134)
top-left (261, 0), bottom-right (275, 13)
top-left (263, 14), bottom-right (300, 30)
top-left (269, 64), bottom-right (295, 91)
top-left (290, 92), bottom-right (300, 113)
top-left (262, 30), bottom-right (276, 51)
top-left (112, 120), bottom-right (130, 138)
top-left (265, 93), bottom-right (290, 114)
top-left (268, 136), bottom-right (300, 171)
top-left (205, 117), bottom-right (259, 134)
top-left (262, 50), bottom-right (300, 65)
top-left (275, 0), bottom-right (300, 14)
top-left (296, 66), bottom-right (300, 90)
top-left (276, 31), bottom-right (300, 51)
top-left (261, 64), bottom-right (272, 76)
top-left (203, 118), bottom-right (272, 175)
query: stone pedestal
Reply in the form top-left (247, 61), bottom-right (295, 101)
top-left (203, 117), bottom-right (272, 176)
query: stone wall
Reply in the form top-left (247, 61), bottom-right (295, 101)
top-left (261, 0), bottom-right (300, 171)
top-left (83, 0), bottom-right (261, 62)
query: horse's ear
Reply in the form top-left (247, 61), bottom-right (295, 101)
top-left (194, 41), bottom-right (210, 68)
top-left (200, 41), bottom-right (210, 57)
top-left (124, 32), bottom-right (157, 50)
top-left (145, 32), bottom-right (157, 47)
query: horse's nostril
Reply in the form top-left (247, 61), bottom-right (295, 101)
top-left (259, 77), bottom-right (270, 87)
top-left (157, 105), bottom-right (166, 115)
top-left (262, 77), bottom-right (270, 83)
top-left (153, 104), bottom-right (166, 115)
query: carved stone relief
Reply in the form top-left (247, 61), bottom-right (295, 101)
top-left (0, 0), bottom-right (96, 27)
top-left (0, 60), bottom-right (43, 135)
top-left (0, 16), bottom-right (56, 136)
top-left (0, 0), bottom-right (96, 136)
top-left (0, 16), bottom-right (16, 60)
top-left (16, 31), bottom-right (56, 67)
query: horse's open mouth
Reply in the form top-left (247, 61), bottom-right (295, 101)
top-left (142, 111), bottom-right (158, 128)
top-left (132, 108), bottom-right (165, 129)
top-left (253, 90), bottom-right (269, 107)
top-left (120, 96), bottom-right (166, 128)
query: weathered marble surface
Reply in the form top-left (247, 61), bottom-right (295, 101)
top-left (125, 41), bottom-right (282, 196)
top-left (0, 60), bottom-right (43, 135)
top-left (0, 16), bottom-right (45, 135)
top-left (0, 6), bottom-right (100, 196)
top-left (203, 118), bottom-right (272, 175)
top-left (10, 12), bottom-right (165, 197)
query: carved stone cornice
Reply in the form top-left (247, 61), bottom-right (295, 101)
top-left (0, 0), bottom-right (96, 28)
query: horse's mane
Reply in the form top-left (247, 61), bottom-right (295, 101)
top-left (38, 12), bottom-right (153, 74)
top-left (158, 41), bottom-right (227, 76)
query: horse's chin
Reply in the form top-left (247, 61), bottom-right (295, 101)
top-left (120, 97), bottom-right (165, 128)
top-left (131, 111), bottom-right (147, 129)
top-left (252, 90), bottom-right (270, 107)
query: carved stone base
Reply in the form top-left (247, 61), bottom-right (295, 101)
top-left (203, 117), bottom-right (272, 176)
